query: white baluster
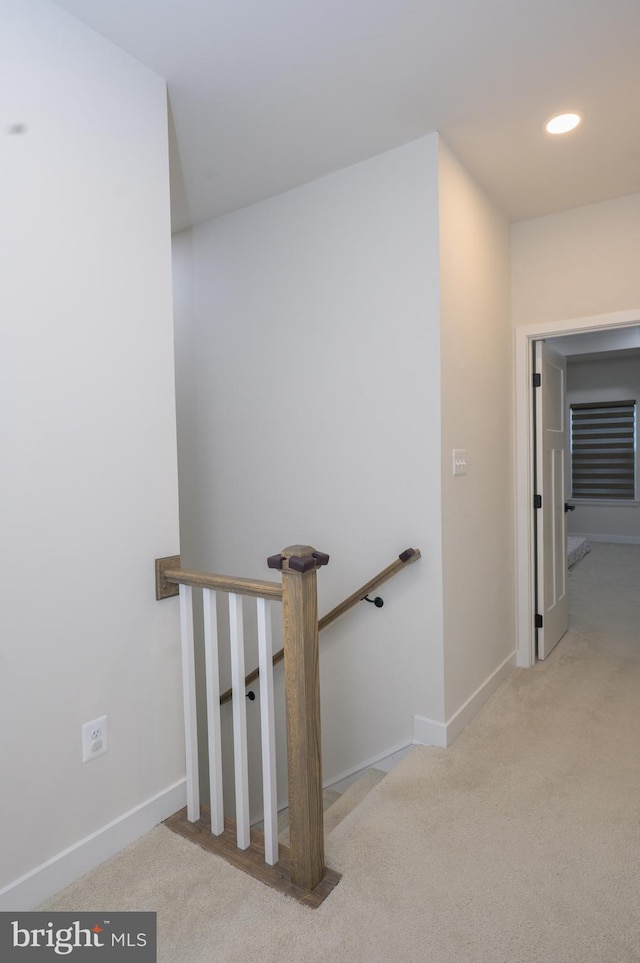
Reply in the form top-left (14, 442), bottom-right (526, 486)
top-left (179, 584), bottom-right (200, 822)
top-left (229, 593), bottom-right (250, 849)
top-left (203, 588), bottom-right (224, 836)
top-left (257, 597), bottom-right (278, 865)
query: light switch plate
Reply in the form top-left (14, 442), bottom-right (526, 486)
top-left (453, 449), bottom-right (468, 476)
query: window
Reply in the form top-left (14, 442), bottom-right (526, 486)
top-left (570, 400), bottom-right (636, 500)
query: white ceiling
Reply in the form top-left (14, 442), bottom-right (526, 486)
top-left (548, 327), bottom-right (640, 363)
top-left (51, 0), bottom-right (640, 233)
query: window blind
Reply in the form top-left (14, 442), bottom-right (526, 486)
top-left (570, 400), bottom-right (636, 499)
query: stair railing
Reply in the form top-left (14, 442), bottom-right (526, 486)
top-left (155, 544), bottom-right (336, 903)
top-left (155, 543), bottom-right (421, 906)
top-left (219, 547), bottom-right (421, 705)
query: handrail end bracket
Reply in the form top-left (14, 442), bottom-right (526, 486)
top-left (399, 548), bottom-right (420, 563)
top-left (155, 555), bottom-right (181, 600)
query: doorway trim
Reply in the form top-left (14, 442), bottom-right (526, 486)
top-left (515, 308), bottom-right (640, 668)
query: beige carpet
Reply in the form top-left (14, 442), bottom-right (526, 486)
top-left (42, 542), bottom-right (640, 962)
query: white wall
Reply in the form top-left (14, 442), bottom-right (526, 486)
top-left (511, 191), bottom-right (640, 665)
top-left (438, 142), bottom-right (515, 723)
top-left (566, 356), bottom-right (640, 540)
top-left (172, 135), bottom-right (444, 786)
top-left (512, 192), bottom-right (640, 327)
top-left (0, 0), bottom-right (182, 906)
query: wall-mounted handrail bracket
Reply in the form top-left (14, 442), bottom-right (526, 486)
top-left (363, 595), bottom-right (384, 608)
top-left (155, 555), bottom-right (181, 600)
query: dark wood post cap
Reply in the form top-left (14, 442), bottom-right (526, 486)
top-left (267, 545), bottom-right (329, 573)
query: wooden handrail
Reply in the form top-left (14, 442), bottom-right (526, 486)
top-left (160, 565), bottom-right (283, 601)
top-left (318, 547), bottom-right (421, 632)
top-left (219, 547), bottom-right (420, 705)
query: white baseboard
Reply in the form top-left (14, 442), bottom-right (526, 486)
top-left (414, 651), bottom-right (516, 749)
top-left (577, 533), bottom-right (640, 545)
top-left (444, 651), bottom-right (516, 744)
top-left (0, 779), bottom-right (187, 911)
top-left (413, 714), bottom-right (447, 748)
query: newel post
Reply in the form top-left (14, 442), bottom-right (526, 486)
top-left (268, 544), bottom-right (329, 893)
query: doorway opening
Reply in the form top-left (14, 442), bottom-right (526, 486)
top-left (515, 309), bottom-right (640, 667)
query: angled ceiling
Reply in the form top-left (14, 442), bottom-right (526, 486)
top-left (51, 0), bottom-right (640, 232)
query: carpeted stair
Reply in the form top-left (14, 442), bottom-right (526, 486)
top-left (258, 767), bottom-right (387, 846)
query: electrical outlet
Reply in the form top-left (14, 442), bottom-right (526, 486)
top-left (82, 715), bottom-right (108, 762)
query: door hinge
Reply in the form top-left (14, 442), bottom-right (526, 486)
top-left (533, 373), bottom-right (541, 388)
top-left (535, 613), bottom-right (543, 629)
top-left (534, 494), bottom-right (542, 509)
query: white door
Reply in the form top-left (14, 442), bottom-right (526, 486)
top-left (535, 341), bottom-right (569, 659)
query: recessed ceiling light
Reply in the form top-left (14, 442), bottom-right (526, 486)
top-left (545, 112), bottom-right (582, 135)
